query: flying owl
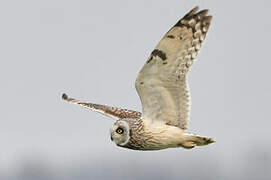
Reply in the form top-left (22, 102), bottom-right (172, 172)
top-left (62, 6), bottom-right (215, 150)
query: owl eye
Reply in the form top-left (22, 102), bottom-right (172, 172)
top-left (116, 128), bottom-right (124, 134)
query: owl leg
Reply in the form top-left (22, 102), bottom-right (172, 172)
top-left (182, 141), bottom-right (196, 149)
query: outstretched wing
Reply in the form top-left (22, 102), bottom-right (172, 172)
top-left (135, 7), bottom-right (212, 130)
top-left (62, 93), bottom-right (141, 120)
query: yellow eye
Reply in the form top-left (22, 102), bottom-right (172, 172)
top-left (116, 128), bottom-right (124, 134)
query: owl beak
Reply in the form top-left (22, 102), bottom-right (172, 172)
top-left (110, 135), bottom-right (113, 141)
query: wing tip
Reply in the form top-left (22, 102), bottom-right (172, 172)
top-left (176, 6), bottom-right (212, 27)
top-left (186, 6), bottom-right (210, 16)
top-left (62, 93), bottom-right (69, 100)
top-left (184, 6), bottom-right (200, 18)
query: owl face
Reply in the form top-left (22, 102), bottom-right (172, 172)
top-left (110, 120), bottom-right (130, 146)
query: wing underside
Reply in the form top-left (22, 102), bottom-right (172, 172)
top-left (136, 7), bottom-right (212, 129)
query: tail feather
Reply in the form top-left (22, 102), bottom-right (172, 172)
top-left (194, 136), bottom-right (215, 146)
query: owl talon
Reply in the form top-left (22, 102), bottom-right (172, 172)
top-left (182, 141), bottom-right (196, 149)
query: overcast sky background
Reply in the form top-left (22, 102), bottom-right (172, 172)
top-left (0, 0), bottom-right (271, 179)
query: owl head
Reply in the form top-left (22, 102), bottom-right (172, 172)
top-left (110, 120), bottom-right (131, 146)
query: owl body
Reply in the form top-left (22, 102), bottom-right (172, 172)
top-left (110, 118), bottom-right (212, 150)
top-left (63, 7), bottom-right (215, 151)
top-left (140, 121), bottom-right (186, 150)
top-left (123, 118), bottom-right (185, 150)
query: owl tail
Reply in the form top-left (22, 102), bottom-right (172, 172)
top-left (183, 133), bottom-right (215, 149)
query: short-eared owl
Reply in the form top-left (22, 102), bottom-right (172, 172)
top-left (62, 7), bottom-right (215, 150)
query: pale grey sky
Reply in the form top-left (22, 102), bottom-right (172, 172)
top-left (0, 0), bottom-right (270, 179)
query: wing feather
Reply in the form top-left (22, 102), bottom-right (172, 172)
top-left (135, 7), bottom-right (212, 129)
top-left (62, 93), bottom-right (141, 120)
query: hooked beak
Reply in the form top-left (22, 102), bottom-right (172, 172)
top-left (110, 135), bottom-right (113, 141)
